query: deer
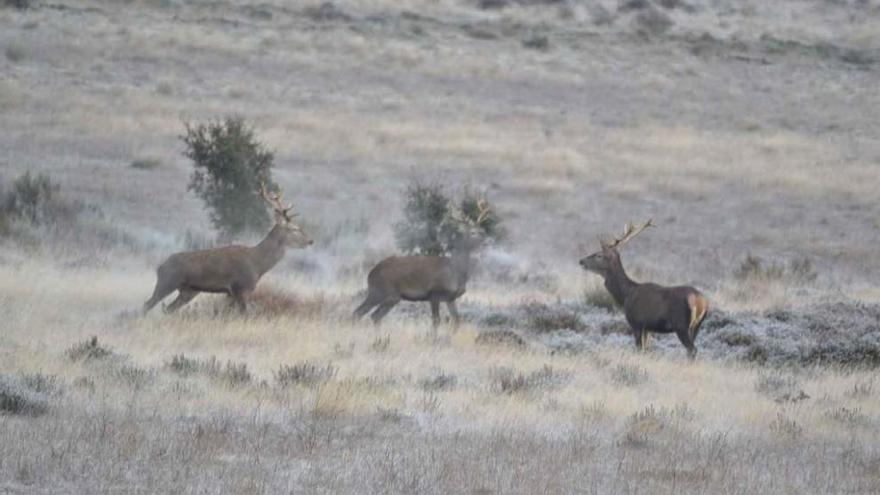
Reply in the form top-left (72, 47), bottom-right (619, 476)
top-left (353, 200), bottom-right (492, 331)
top-left (579, 220), bottom-right (709, 359)
top-left (142, 183), bottom-right (312, 315)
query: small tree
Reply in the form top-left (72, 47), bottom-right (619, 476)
top-left (182, 117), bottom-right (277, 239)
top-left (394, 180), bottom-right (504, 255)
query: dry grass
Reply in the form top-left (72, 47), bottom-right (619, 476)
top-left (1, 260), bottom-right (879, 492)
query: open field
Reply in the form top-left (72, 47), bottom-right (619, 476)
top-left (1, 0), bottom-right (880, 493)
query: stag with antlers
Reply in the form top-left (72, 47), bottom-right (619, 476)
top-left (579, 220), bottom-right (709, 358)
top-left (353, 200), bottom-right (493, 331)
top-left (142, 183), bottom-right (312, 315)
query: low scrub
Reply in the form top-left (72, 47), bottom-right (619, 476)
top-left (0, 375), bottom-right (51, 416)
top-left (66, 336), bottom-right (115, 362)
top-left (490, 365), bottom-right (569, 395)
top-left (165, 355), bottom-right (252, 387)
top-left (275, 362), bottom-right (337, 388)
top-left (523, 302), bottom-right (586, 333)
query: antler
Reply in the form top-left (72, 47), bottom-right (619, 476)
top-left (474, 199), bottom-right (491, 226)
top-left (600, 219), bottom-right (654, 250)
top-left (258, 182), bottom-right (296, 222)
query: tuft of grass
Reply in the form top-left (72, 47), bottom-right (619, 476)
top-left (823, 407), bottom-right (872, 429)
top-left (755, 372), bottom-right (809, 403)
top-left (583, 285), bottom-right (618, 312)
top-left (523, 302), bottom-right (585, 333)
top-left (369, 335), bottom-right (390, 353)
top-left (734, 253), bottom-right (818, 283)
top-left (66, 336), bottom-right (114, 362)
top-left (2, 0), bottom-right (30, 9)
top-left (610, 363), bottom-right (650, 387)
top-left (418, 370), bottom-right (457, 391)
top-left (5, 43), bottom-right (25, 62)
top-left (474, 329), bottom-right (526, 348)
top-left (164, 355), bottom-right (252, 387)
top-left (274, 362), bottom-right (337, 388)
top-left (130, 158), bottom-right (162, 170)
top-left (845, 379), bottom-right (874, 399)
top-left (490, 365), bottom-right (569, 395)
top-left (769, 412), bottom-right (803, 440)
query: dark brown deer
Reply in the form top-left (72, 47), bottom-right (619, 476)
top-left (142, 184), bottom-right (312, 315)
top-left (353, 200), bottom-right (492, 331)
top-left (579, 220), bottom-right (709, 358)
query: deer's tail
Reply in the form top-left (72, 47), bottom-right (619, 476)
top-left (686, 292), bottom-right (709, 342)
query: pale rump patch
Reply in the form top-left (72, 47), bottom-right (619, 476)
top-left (687, 293), bottom-right (709, 337)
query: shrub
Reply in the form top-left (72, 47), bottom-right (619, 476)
top-left (490, 365), bottom-right (568, 394)
top-left (0, 375), bottom-right (49, 416)
top-left (475, 329), bottom-right (526, 348)
top-left (418, 370), bottom-right (457, 391)
top-left (734, 253), bottom-right (817, 283)
top-left (182, 116), bottom-right (278, 239)
top-left (393, 181), bottom-right (504, 256)
top-left (523, 302), bottom-right (585, 333)
top-left (130, 158), bottom-right (162, 170)
top-left (165, 355), bottom-right (253, 387)
top-left (65, 336), bottom-right (114, 362)
top-left (3, 171), bottom-right (61, 225)
top-left (275, 362), bottom-right (337, 388)
top-left (610, 363), bottom-right (650, 387)
top-left (583, 285), bottom-right (618, 312)
top-left (2, 0), bottom-right (30, 9)
top-left (769, 412), bottom-right (803, 439)
top-left (5, 43), bottom-right (25, 63)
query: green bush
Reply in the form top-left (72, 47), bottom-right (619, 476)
top-left (393, 181), bottom-right (504, 255)
top-left (182, 116), bottom-right (278, 239)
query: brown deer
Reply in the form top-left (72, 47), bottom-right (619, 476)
top-left (579, 220), bottom-right (709, 359)
top-left (353, 200), bottom-right (492, 330)
top-left (142, 184), bottom-right (312, 315)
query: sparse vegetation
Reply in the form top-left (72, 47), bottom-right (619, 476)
top-left (0, 375), bottom-right (49, 416)
top-left (5, 43), bottom-right (25, 63)
top-left (65, 336), bottom-right (114, 362)
top-left (2, 0), bottom-right (30, 9)
top-left (490, 365), bottom-right (568, 394)
top-left (182, 116), bottom-right (278, 239)
top-left (130, 157), bottom-right (162, 170)
top-left (275, 362), bottom-right (337, 388)
top-left (165, 354), bottom-right (253, 387)
top-left (610, 363), bottom-right (650, 387)
top-left (734, 253), bottom-right (818, 283)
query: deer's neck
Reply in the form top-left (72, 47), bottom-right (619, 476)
top-left (251, 225), bottom-right (287, 277)
top-left (450, 246), bottom-right (474, 286)
top-left (604, 258), bottom-right (637, 306)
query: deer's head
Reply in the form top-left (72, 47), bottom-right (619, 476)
top-left (579, 219), bottom-right (653, 275)
top-left (453, 199), bottom-right (493, 252)
top-left (260, 183), bottom-right (313, 248)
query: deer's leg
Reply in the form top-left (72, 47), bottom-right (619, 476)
top-left (446, 300), bottom-right (460, 329)
top-left (370, 298), bottom-right (399, 326)
top-left (632, 327), bottom-right (645, 351)
top-left (430, 298), bottom-right (441, 331)
top-left (143, 279), bottom-right (177, 315)
top-left (353, 291), bottom-right (382, 321)
top-left (675, 328), bottom-right (697, 360)
top-left (164, 289), bottom-right (198, 314)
